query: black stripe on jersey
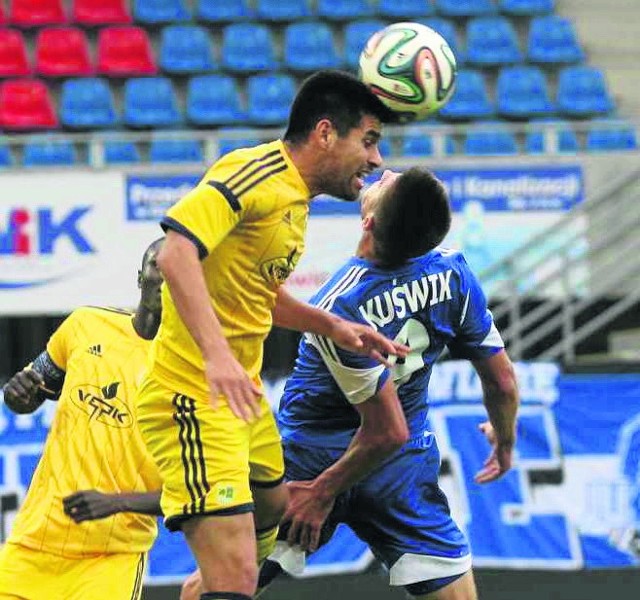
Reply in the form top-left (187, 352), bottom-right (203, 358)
top-left (162, 217), bottom-right (208, 260)
top-left (228, 154), bottom-right (285, 193)
top-left (172, 394), bottom-right (198, 514)
top-left (223, 148), bottom-right (282, 188)
top-left (130, 554), bottom-right (145, 600)
top-left (186, 396), bottom-right (210, 512)
top-left (86, 306), bottom-right (133, 316)
top-left (207, 180), bottom-right (241, 212)
top-left (233, 162), bottom-right (288, 199)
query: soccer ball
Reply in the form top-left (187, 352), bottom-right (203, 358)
top-left (359, 22), bottom-right (457, 122)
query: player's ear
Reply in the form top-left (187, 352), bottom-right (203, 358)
top-left (315, 119), bottom-right (337, 148)
top-left (362, 215), bottom-right (375, 232)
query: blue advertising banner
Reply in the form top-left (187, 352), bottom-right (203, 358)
top-left (2, 362), bottom-right (639, 584)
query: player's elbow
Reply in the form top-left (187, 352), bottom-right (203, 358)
top-left (376, 423), bottom-right (410, 454)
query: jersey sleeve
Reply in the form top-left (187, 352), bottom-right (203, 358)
top-left (46, 310), bottom-right (80, 371)
top-left (447, 254), bottom-right (504, 360)
top-left (307, 297), bottom-right (391, 405)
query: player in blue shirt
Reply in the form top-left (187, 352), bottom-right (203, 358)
top-left (181, 167), bottom-right (519, 600)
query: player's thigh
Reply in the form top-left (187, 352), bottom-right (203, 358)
top-left (410, 570), bottom-right (477, 600)
top-left (67, 553), bottom-right (146, 600)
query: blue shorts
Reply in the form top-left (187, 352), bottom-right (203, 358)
top-left (280, 433), bottom-right (472, 587)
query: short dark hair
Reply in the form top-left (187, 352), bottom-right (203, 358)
top-left (141, 237), bottom-right (164, 269)
top-left (373, 168), bottom-right (452, 269)
top-left (284, 70), bottom-right (397, 144)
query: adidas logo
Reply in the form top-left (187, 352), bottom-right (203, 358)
top-left (87, 344), bottom-right (102, 357)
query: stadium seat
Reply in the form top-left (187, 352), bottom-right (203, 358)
top-left (23, 140), bottom-right (77, 167)
top-left (526, 121), bottom-right (579, 153)
top-left (186, 74), bottom-right (246, 126)
top-left (344, 20), bottom-right (385, 69)
top-left (104, 140), bottom-right (140, 164)
top-left (218, 131), bottom-right (261, 157)
top-left (496, 66), bottom-right (554, 119)
top-left (150, 139), bottom-right (203, 163)
top-left (35, 27), bottom-right (92, 77)
top-left (72, 0), bottom-right (132, 25)
top-left (0, 145), bottom-right (14, 168)
top-left (256, 0), bottom-right (310, 21)
top-left (438, 70), bottom-right (493, 121)
top-left (0, 79), bottom-right (58, 130)
top-left (498, 0), bottom-right (554, 15)
top-left (221, 23), bottom-right (277, 72)
top-left (196, 0), bottom-right (253, 21)
top-left (420, 18), bottom-right (462, 64)
top-left (123, 77), bottom-right (181, 128)
top-left (378, 137), bottom-right (393, 158)
top-left (557, 66), bottom-right (614, 118)
top-left (97, 26), bottom-right (157, 76)
top-left (247, 73), bottom-right (296, 125)
top-left (527, 15), bottom-right (584, 63)
top-left (133, 0), bottom-right (190, 24)
top-left (434, 0), bottom-right (496, 17)
top-left (0, 29), bottom-right (30, 76)
top-left (464, 128), bottom-right (518, 155)
top-left (284, 22), bottom-right (341, 71)
top-left (401, 130), bottom-right (434, 157)
top-left (10, 0), bottom-right (66, 26)
top-left (586, 122), bottom-right (638, 152)
top-left (378, 0), bottom-right (435, 18)
top-left (466, 17), bottom-right (522, 66)
top-left (60, 78), bottom-right (117, 129)
top-left (317, 0), bottom-right (373, 21)
top-left (159, 25), bottom-right (216, 74)
top-left (0, 3), bottom-right (4, 24)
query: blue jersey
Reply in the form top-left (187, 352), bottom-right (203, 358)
top-left (278, 248), bottom-right (503, 450)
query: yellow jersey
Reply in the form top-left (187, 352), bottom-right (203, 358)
top-left (149, 139), bottom-right (310, 399)
top-left (8, 307), bottom-right (162, 557)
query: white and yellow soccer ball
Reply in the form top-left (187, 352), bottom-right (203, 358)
top-left (359, 21), bottom-right (457, 122)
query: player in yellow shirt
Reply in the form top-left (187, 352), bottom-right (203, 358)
top-left (0, 239), bottom-right (164, 600)
top-left (136, 70), bottom-right (408, 600)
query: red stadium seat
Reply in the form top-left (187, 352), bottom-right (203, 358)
top-left (9, 0), bottom-right (67, 26)
top-left (36, 27), bottom-right (93, 76)
top-left (0, 28), bottom-right (31, 76)
top-left (72, 0), bottom-right (132, 25)
top-left (0, 79), bottom-right (58, 130)
top-left (97, 26), bottom-right (157, 76)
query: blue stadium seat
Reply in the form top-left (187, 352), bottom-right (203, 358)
top-left (104, 141), bottom-right (141, 164)
top-left (464, 128), bottom-right (518, 156)
top-left (0, 146), bottom-right (14, 168)
top-left (378, 137), bottom-right (393, 158)
top-left (496, 66), bottom-right (554, 119)
top-left (187, 74), bottom-right (246, 126)
top-left (60, 78), bottom-right (117, 129)
top-left (256, 0), bottom-right (310, 21)
top-left (527, 15), bottom-right (584, 64)
top-left (284, 22), bottom-right (341, 71)
top-left (123, 77), bottom-right (182, 128)
top-left (419, 18), bottom-right (463, 64)
top-left (344, 20), bottom-right (385, 69)
top-left (133, 0), bottom-right (190, 23)
top-left (434, 0), bottom-right (496, 17)
top-left (221, 23), bottom-right (277, 72)
top-left (438, 70), bottom-right (493, 121)
top-left (196, 0), bottom-right (253, 21)
top-left (23, 140), bottom-right (77, 167)
top-left (401, 130), bottom-right (434, 156)
top-left (247, 74), bottom-right (296, 125)
top-left (499, 0), bottom-right (554, 15)
top-left (378, 0), bottom-right (435, 18)
top-left (526, 121), bottom-right (579, 153)
top-left (217, 130), bottom-right (261, 156)
top-left (150, 139), bottom-right (204, 163)
top-left (159, 25), bottom-right (216, 74)
top-left (586, 122), bottom-right (638, 152)
top-left (466, 17), bottom-right (522, 66)
top-left (317, 0), bottom-right (373, 21)
top-left (557, 66), bottom-right (614, 118)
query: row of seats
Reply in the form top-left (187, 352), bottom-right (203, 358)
top-left (1, 122), bottom-right (634, 168)
top-left (0, 65), bottom-right (614, 132)
top-left (0, 0), bottom-right (556, 28)
top-left (0, 15), bottom-right (584, 81)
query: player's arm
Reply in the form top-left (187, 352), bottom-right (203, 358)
top-left (2, 351), bottom-right (65, 415)
top-left (273, 286), bottom-right (408, 366)
top-left (63, 490), bottom-right (162, 523)
top-left (283, 377), bottom-right (409, 552)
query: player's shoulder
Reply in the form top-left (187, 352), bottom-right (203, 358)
top-left (73, 305), bottom-right (133, 323)
top-left (418, 246), bottom-right (473, 273)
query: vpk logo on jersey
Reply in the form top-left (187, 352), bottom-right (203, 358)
top-left (71, 382), bottom-right (132, 428)
top-left (0, 206), bottom-right (95, 289)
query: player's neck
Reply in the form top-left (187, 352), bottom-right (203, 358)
top-left (356, 233), bottom-right (375, 261)
top-left (131, 309), bottom-right (161, 340)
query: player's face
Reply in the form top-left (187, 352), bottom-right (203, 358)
top-left (360, 169), bottom-right (401, 218)
top-left (324, 114), bottom-right (384, 202)
top-left (139, 247), bottom-right (163, 313)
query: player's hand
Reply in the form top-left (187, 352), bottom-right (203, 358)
top-left (62, 490), bottom-right (123, 523)
top-left (204, 350), bottom-right (262, 423)
top-left (328, 319), bottom-right (409, 367)
top-left (474, 421), bottom-right (514, 484)
top-left (282, 480), bottom-right (336, 553)
top-left (2, 368), bottom-right (44, 414)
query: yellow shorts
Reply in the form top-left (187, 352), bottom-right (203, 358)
top-left (0, 543), bottom-right (145, 600)
top-left (136, 377), bottom-right (284, 531)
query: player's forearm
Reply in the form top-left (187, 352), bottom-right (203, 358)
top-left (116, 492), bottom-right (163, 516)
top-left (273, 287), bottom-right (341, 336)
top-left (481, 366), bottom-right (519, 447)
